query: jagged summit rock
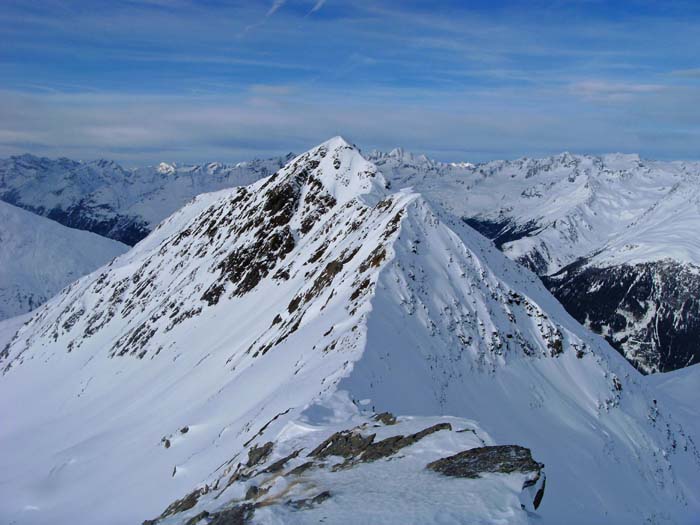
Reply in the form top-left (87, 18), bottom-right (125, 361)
top-left (0, 139), bottom-right (698, 524)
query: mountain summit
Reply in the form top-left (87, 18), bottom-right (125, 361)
top-left (1, 139), bottom-right (698, 524)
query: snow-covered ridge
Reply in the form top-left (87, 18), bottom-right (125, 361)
top-left (146, 401), bottom-right (546, 525)
top-left (0, 138), bottom-right (697, 524)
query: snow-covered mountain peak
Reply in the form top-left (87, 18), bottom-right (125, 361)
top-left (157, 162), bottom-right (176, 175)
top-left (388, 146), bottom-right (410, 159)
top-left (450, 161), bottom-right (475, 169)
top-left (286, 136), bottom-right (388, 206)
top-left (373, 146), bottom-right (440, 168)
top-left (0, 140), bottom-right (698, 523)
top-left (601, 152), bottom-right (642, 170)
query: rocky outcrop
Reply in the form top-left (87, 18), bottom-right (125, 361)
top-left (427, 445), bottom-right (545, 511)
top-left (427, 444), bottom-right (542, 478)
top-left (309, 422), bottom-right (452, 468)
top-left (143, 415), bottom-right (543, 525)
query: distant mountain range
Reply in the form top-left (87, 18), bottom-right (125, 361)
top-left (0, 153), bottom-right (294, 245)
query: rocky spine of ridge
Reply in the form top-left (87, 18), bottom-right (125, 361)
top-left (1, 137), bottom-right (387, 369)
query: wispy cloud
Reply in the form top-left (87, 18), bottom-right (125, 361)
top-left (570, 80), bottom-right (666, 102)
top-left (670, 68), bottom-right (700, 78)
top-left (266, 0), bottom-right (286, 17)
top-left (309, 0), bottom-right (326, 14)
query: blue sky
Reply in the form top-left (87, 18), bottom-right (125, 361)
top-left (1, 0), bottom-right (699, 164)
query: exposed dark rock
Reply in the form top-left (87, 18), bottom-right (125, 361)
top-left (206, 503), bottom-right (256, 525)
top-left (353, 423), bottom-right (452, 465)
top-left (309, 422), bottom-right (452, 469)
top-left (287, 296), bottom-right (301, 314)
top-left (382, 211), bottom-right (404, 240)
top-left (145, 486), bottom-right (210, 522)
top-left (244, 484), bottom-right (270, 501)
top-left (262, 449), bottom-right (301, 474)
top-left (287, 461), bottom-right (314, 476)
top-left (246, 442), bottom-right (273, 468)
top-left (524, 473), bottom-right (546, 510)
top-left (304, 248), bottom-right (359, 302)
top-left (350, 278), bottom-right (371, 301)
top-left (309, 430), bottom-right (376, 459)
top-left (287, 490), bottom-right (332, 510)
top-left (373, 412), bottom-right (397, 425)
top-left (183, 511), bottom-right (210, 525)
top-left (427, 445), bottom-right (543, 479)
top-left (359, 246), bottom-right (386, 272)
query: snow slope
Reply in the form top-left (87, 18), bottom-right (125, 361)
top-left (0, 139), bottom-right (698, 524)
top-left (541, 177), bottom-right (700, 373)
top-left (646, 363), bottom-right (700, 443)
top-left (0, 153), bottom-right (294, 245)
top-left (0, 200), bottom-right (128, 320)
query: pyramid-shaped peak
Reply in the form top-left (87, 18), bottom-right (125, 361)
top-left (2, 134), bottom-right (699, 524)
top-left (281, 136), bottom-right (388, 205)
top-left (321, 135), bottom-right (353, 148)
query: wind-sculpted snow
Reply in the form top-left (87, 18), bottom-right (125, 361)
top-left (0, 139), bottom-right (698, 524)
